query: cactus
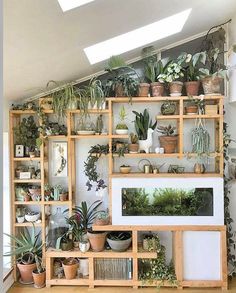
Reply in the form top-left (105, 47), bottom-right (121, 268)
top-left (130, 133), bottom-right (138, 144)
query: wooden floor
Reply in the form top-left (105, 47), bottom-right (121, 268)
top-left (8, 278), bottom-right (236, 293)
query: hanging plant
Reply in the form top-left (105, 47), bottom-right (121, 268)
top-left (191, 118), bottom-right (210, 157)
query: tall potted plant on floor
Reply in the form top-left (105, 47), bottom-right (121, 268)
top-left (4, 224), bottom-right (43, 284)
top-left (32, 255), bottom-right (46, 288)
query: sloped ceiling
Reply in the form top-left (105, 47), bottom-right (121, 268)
top-left (4, 0), bottom-right (236, 101)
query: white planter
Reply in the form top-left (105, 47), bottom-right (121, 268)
top-left (16, 216), bottom-right (25, 223)
top-left (25, 213), bottom-right (40, 222)
top-left (78, 258), bottom-right (89, 276)
top-left (88, 101), bottom-right (106, 110)
top-left (79, 241), bottom-right (90, 253)
top-left (138, 128), bottom-right (154, 153)
top-left (115, 129), bottom-right (128, 135)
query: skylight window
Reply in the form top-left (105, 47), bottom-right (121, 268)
top-left (57, 0), bottom-right (94, 12)
top-left (84, 9), bottom-right (192, 64)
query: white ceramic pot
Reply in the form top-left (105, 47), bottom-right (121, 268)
top-left (79, 241), bottom-right (90, 253)
top-left (138, 128), bottom-right (154, 153)
top-left (25, 213), bottom-right (40, 222)
top-left (78, 258), bottom-right (89, 277)
top-left (17, 216), bottom-right (25, 223)
top-left (115, 129), bottom-right (128, 135)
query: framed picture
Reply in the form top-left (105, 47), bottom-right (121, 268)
top-left (19, 172), bottom-right (31, 180)
top-left (52, 142), bottom-right (68, 177)
top-left (15, 145), bottom-right (24, 157)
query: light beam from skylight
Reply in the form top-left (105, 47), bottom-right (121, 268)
top-left (57, 0), bottom-right (94, 12)
top-left (84, 9), bottom-right (192, 64)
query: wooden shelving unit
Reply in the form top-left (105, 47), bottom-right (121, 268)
top-left (9, 95), bottom-right (226, 289)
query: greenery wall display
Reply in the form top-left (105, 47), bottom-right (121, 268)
top-left (122, 188), bottom-right (213, 216)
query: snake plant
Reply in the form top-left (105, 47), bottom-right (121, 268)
top-left (132, 109), bottom-right (157, 140)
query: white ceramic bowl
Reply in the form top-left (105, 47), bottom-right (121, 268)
top-left (25, 213), bottom-right (40, 222)
top-left (115, 129), bottom-right (128, 135)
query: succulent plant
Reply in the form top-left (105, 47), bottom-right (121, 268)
top-left (157, 125), bottom-right (176, 136)
top-left (130, 133), bottom-right (138, 144)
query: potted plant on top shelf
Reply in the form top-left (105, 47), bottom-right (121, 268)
top-left (83, 77), bottom-right (106, 110)
top-left (133, 109), bottom-right (157, 153)
top-left (178, 51), bottom-right (207, 96)
top-left (115, 106), bottom-right (129, 135)
top-left (4, 224), bottom-right (43, 284)
top-left (185, 96), bottom-right (205, 115)
top-left (157, 124), bottom-right (178, 154)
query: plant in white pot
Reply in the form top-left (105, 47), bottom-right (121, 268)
top-left (133, 109), bottom-right (157, 153)
top-left (115, 106), bottom-right (129, 135)
top-left (16, 207), bottom-right (26, 223)
top-left (107, 231), bottom-right (132, 252)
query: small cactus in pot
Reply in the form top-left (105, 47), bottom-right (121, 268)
top-left (128, 133), bottom-right (139, 153)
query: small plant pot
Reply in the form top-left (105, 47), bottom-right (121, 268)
top-left (115, 129), bottom-right (128, 135)
top-left (73, 241), bottom-right (80, 251)
top-left (194, 163), bottom-right (206, 174)
top-left (120, 166), bottom-right (131, 174)
top-left (32, 269), bottom-right (46, 289)
top-left (185, 105), bottom-right (198, 115)
top-left (29, 151), bottom-right (36, 158)
top-left (107, 232), bottom-right (132, 252)
top-left (28, 188), bottom-right (41, 197)
top-left (201, 76), bottom-right (223, 95)
top-left (59, 192), bottom-right (68, 201)
top-left (116, 142), bottom-right (125, 151)
top-left (138, 83), bottom-right (150, 97)
top-left (61, 240), bottom-right (73, 251)
top-left (62, 258), bottom-right (78, 280)
top-left (79, 241), bottom-right (90, 253)
top-left (169, 81), bottom-right (183, 96)
top-left (151, 82), bottom-right (164, 97)
top-left (185, 81), bottom-right (200, 96)
top-left (161, 101), bottom-right (176, 115)
top-left (159, 136), bottom-right (178, 153)
top-left (87, 231), bottom-right (107, 252)
top-left (25, 212), bottom-right (40, 222)
top-left (115, 83), bottom-right (125, 97)
top-left (143, 238), bottom-right (159, 251)
top-left (24, 194), bottom-right (31, 202)
top-left (94, 217), bottom-right (110, 226)
top-left (17, 262), bottom-right (36, 284)
top-left (16, 216), bottom-right (25, 223)
top-left (128, 143), bottom-right (139, 153)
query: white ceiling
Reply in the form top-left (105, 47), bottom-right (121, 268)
top-left (4, 0), bottom-right (236, 101)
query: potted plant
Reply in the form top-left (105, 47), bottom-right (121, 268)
top-left (59, 190), bottom-right (68, 201)
top-left (40, 96), bottom-right (53, 110)
top-left (142, 234), bottom-right (161, 251)
top-left (32, 255), bottom-right (46, 288)
top-left (87, 229), bottom-right (107, 252)
top-left (128, 133), bottom-right (139, 153)
top-left (157, 125), bottom-right (178, 153)
top-left (185, 97), bottom-right (205, 115)
top-left (199, 48), bottom-right (226, 94)
top-left (4, 224), bottom-right (43, 284)
top-left (28, 186), bottom-right (41, 201)
top-left (66, 213), bottom-right (83, 251)
top-left (24, 193), bottom-right (31, 202)
top-left (178, 51), bottom-right (206, 95)
top-left (160, 100), bottom-right (176, 115)
top-left (25, 211), bottom-right (40, 223)
top-left (62, 258), bottom-right (78, 280)
top-left (107, 231), bottom-right (132, 252)
top-left (94, 211), bottom-right (110, 226)
top-left (16, 207), bottom-right (26, 223)
top-left (115, 106), bottom-right (129, 135)
top-left (158, 60), bottom-right (184, 96)
top-left (120, 164), bottom-right (131, 174)
top-left (133, 109), bottom-right (157, 153)
top-left (84, 77), bottom-right (106, 110)
top-left (56, 230), bottom-right (74, 251)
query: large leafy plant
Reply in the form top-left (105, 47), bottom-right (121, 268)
top-left (83, 77), bottom-right (105, 109)
top-left (132, 109), bottom-right (157, 140)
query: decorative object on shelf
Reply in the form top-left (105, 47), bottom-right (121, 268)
top-left (53, 184), bottom-right (62, 201)
top-left (32, 255), bottom-right (46, 289)
top-left (19, 171), bottom-right (31, 180)
top-left (43, 121), bottom-right (67, 136)
top-left (87, 230), bottom-right (107, 252)
top-left (160, 100), bottom-right (177, 115)
top-left (115, 106), bottom-right (129, 134)
top-left (191, 119), bottom-right (210, 157)
top-left (52, 142), bottom-right (67, 177)
top-left (29, 150), bottom-right (35, 158)
top-left (168, 165), bottom-right (185, 174)
top-left (95, 114), bottom-right (104, 134)
top-left (28, 186), bottom-right (41, 201)
top-left (138, 159), bottom-right (153, 174)
top-left (128, 133), bottom-right (139, 153)
top-left (78, 258), bottom-right (89, 277)
top-left (178, 51), bottom-right (206, 96)
top-left (44, 183), bottom-right (53, 198)
top-left (59, 190), bottom-right (68, 201)
top-left (113, 141), bottom-right (128, 157)
top-left (66, 213), bottom-right (83, 250)
top-left (62, 258), bottom-right (78, 280)
top-left (24, 193), bottom-right (31, 202)
top-left (94, 211), bottom-right (110, 226)
top-left (77, 118), bottom-right (96, 135)
top-left (25, 211), bottom-right (40, 223)
top-left (40, 96), bottom-right (53, 110)
top-left (138, 82), bottom-right (150, 97)
top-left (79, 241), bottom-right (90, 253)
top-left (11, 101), bottom-right (37, 111)
top-left (84, 144), bottom-right (109, 191)
top-left (157, 124), bottom-right (178, 153)
top-left (120, 165), bottom-right (131, 174)
top-left (142, 234), bottom-right (161, 251)
top-left (56, 230), bottom-right (73, 251)
top-left (133, 109), bottom-right (157, 153)
top-left (15, 144), bottom-right (24, 158)
top-left (3, 224), bottom-right (43, 285)
top-left (16, 207), bottom-right (26, 223)
top-left (194, 163), bottom-right (206, 174)
top-left (205, 104), bottom-right (218, 115)
top-left (185, 96), bottom-right (205, 115)
top-left (107, 231), bottom-right (132, 252)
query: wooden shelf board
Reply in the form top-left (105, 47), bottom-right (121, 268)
top-left (13, 179), bottom-right (42, 183)
top-left (156, 115), bottom-right (180, 120)
top-left (48, 278), bottom-right (90, 286)
top-left (93, 280), bottom-right (133, 286)
top-left (13, 157), bottom-right (41, 161)
top-left (70, 135), bottom-right (109, 139)
top-left (136, 280), bottom-right (177, 287)
top-left (10, 110), bottom-right (36, 114)
top-left (183, 114), bottom-right (220, 119)
top-left (181, 280), bottom-right (223, 287)
top-left (111, 134), bottom-right (129, 139)
top-left (114, 153), bottom-right (181, 158)
top-left (110, 172), bottom-right (222, 178)
top-left (14, 222), bottom-right (42, 227)
top-left (14, 201), bottom-right (42, 205)
top-left (44, 201), bottom-right (71, 205)
top-left (47, 135), bottom-right (68, 139)
top-left (70, 109), bottom-right (109, 114)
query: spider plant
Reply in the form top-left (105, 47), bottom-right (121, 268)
top-left (84, 77), bottom-right (105, 109)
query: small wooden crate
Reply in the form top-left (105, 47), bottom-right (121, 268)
top-left (205, 104), bottom-right (218, 115)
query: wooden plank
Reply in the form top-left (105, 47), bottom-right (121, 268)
top-left (45, 257), bottom-right (53, 288)
top-left (110, 172), bottom-right (222, 178)
top-left (182, 280), bottom-right (223, 287)
top-left (174, 231), bottom-right (183, 289)
top-left (89, 257), bottom-right (94, 289)
top-left (220, 230), bottom-right (228, 290)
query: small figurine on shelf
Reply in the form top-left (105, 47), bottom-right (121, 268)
top-left (53, 185), bottom-right (63, 201)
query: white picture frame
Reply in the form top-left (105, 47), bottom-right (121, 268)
top-left (15, 145), bottom-right (24, 157)
top-left (19, 172), bottom-right (31, 180)
top-left (52, 142), bottom-right (68, 177)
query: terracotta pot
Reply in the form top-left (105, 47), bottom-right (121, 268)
top-left (115, 83), bottom-right (125, 97)
top-left (61, 239), bottom-right (73, 251)
top-left (120, 166), bottom-right (131, 174)
top-left (59, 192), bottom-right (68, 201)
top-left (201, 76), bottom-right (223, 95)
top-left (62, 258), bottom-right (78, 280)
top-left (185, 81), bottom-right (200, 96)
top-left (185, 105), bottom-right (198, 115)
top-left (17, 262), bottom-right (36, 284)
top-left (32, 270), bottom-right (46, 289)
top-left (169, 81), bottom-right (183, 96)
top-left (24, 194), bottom-right (31, 202)
top-left (28, 188), bottom-right (41, 196)
top-left (138, 83), bottom-right (150, 97)
top-left (94, 217), bottom-right (110, 226)
top-left (128, 143), bottom-right (139, 153)
top-left (194, 163), bottom-right (206, 174)
top-left (87, 231), bottom-right (107, 252)
top-left (151, 82), bottom-right (164, 97)
top-left (159, 136), bottom-right (178, 153)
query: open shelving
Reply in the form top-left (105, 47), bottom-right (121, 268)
top-left (9, 95), bottom-right (226, 289)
